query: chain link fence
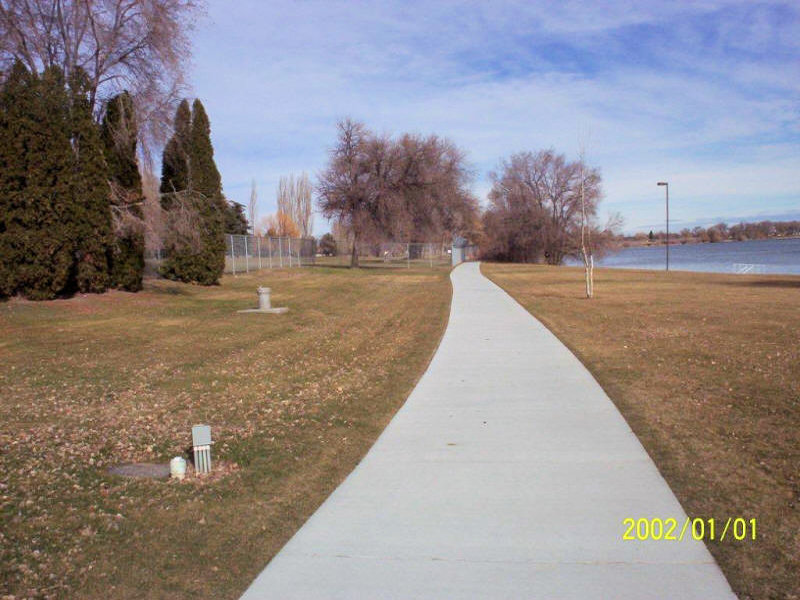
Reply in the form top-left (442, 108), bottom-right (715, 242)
top-left (145, 235), bottom-right (462, 276)
top-left (225, 234), bottom-right (316, 273)
top-left (144, 234), bottom-right (316, 277)
top-left (317, 240), bottom-right (452, 268)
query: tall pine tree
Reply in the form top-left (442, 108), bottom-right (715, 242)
top-left (160, 98), bottom-right (226, 284)
top-left (68, 69), bottom-right (113, 294)
top-left (189, 99), bottom-right (226, 283)
top-left (102, 92), bottom-right (141, 192)
top-left (102, 91), bottom-right (145, 291)
top-left (0, 61), bottom-right (31, 297)
top-left (159, 99), bottom-right (191, 207)
top-left (15, 67), bottom-right (76, 299)
top-left (223, 200), bottom-right (249, 235)
top-left (188, 100), bottom-right (222, 198)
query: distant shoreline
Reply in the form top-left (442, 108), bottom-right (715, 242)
top-left (618, 234), bottom-right (800, 248)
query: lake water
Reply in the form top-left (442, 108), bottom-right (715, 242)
top-left (566, 238), bottom-right (800, 275)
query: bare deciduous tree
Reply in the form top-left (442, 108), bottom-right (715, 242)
top-left (315, 120), bottom-right (380, 267)
top-left (141, 164), bottom-right (165, 253)
top-left (160, 190), bottom-right (204, 254)
top-left (248, 178), bottom-right (257, 235)
top-left (276, 172), bottom-right (314, 238)
top-left (579, 148), bottom-right (593, 298)
top-left (390, 132), bottom-right (478, 245)
top-left (483, 149), bottom-right (607, 265)
top-left (296, 173), bottom-right (313, 238)
top-left (330, 218), bottom-right (352, 251)
top-left (0, 0), bottom-right (202, 156)
top-left (257, 212), bottom-right (299, 238)
top-left (316, 119), bottom-right (478, 267)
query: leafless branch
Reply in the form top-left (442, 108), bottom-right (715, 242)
top-left (0, 0), bottom-right (203, 158)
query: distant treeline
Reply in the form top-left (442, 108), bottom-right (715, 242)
top-left (624, 220), bottom-right (800, 245)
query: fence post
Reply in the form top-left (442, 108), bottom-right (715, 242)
top-left (268, 237), bottom-right (273, 269)
top-left (429, 243), bottom-right (433, 268)
top-left (257, 236), bottom-right (262, 270)
top-left (244, 235), bottom-right (249, 273)
top-left (407, 242), bottom-right (410, 269)
top-left (279, 237), bottom-right (283, 268)
top-left (230, 234), bottom-right (236, 275)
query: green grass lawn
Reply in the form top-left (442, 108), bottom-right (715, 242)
top-left (0, 266), bottom-right (451, 599)
top-left (483, 263), bottom-right (800, 600)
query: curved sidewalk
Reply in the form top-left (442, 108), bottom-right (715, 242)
top-left (241, 262), bottom-right (735, 599)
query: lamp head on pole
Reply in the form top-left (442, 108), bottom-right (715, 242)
top-left (657, 181), bottom-right (668, 186)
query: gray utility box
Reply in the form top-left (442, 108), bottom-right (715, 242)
top-left (192, 425), bottom-right (212, 474)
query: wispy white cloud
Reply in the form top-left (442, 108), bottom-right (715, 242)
top-left (190, 0), bottom-right (800, 234)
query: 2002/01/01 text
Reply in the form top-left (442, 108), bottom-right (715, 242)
top-left (622, 517), bottom-right (757, 541)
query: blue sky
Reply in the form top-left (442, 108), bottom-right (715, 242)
top-left (190, 1), bottom-right (799, 235)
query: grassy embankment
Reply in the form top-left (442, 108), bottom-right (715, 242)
top-left (482, 263), bottom-right (799, 600)
top-left (0, 266), bottom-right (451, 599)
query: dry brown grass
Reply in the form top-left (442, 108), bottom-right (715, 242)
top-left (482, 263), bottom-right (799, 600)
top-left (0, 266), bottom-right (451, 599)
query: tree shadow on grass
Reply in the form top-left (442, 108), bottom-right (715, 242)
top-left (308, 263), bottom-right (415, 271)
top-left (146, 282), bottom-right (192, 296)
top-left (308, 264), bottom-right (352, 270)
top-left (718, 279), bottom-right (800, 289)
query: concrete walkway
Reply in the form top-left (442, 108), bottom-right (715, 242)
top-left (241, 262), bottom-right (735, 599)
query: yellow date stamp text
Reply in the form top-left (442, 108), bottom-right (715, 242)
top-left (622, 517), bottom-right (757, 541)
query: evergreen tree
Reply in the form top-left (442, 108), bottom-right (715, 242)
top-left (13, 67), bottom-right (76, 299)
top-left (224, 200), bottom-right (249, 234)
top-left (160, 98), bottom-right (225, 285)
top-left (102, 92), bottom-right (141, 192)
top-left (319, 233), bottom-right (337, 256)
top-left (160, 99), bottom-right (191, 206)
top-left (189, 99), bottom-right (226, 283)
top-left (68, 69), bottom-right (113, 294)
top-left (0, 61), bottom-right (31, 297)
top-left (188, 100), bottom-right (222, 198)
top-left (101, 91), bottom-right (145, 291)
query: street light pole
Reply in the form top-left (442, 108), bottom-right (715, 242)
top-left (657, 181), bottom-right (669, 271)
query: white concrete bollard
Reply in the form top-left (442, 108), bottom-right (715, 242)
top-left (258, 287), bottom-right (271, 310)
top-left (238, 287), bottom-right (288, 314)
